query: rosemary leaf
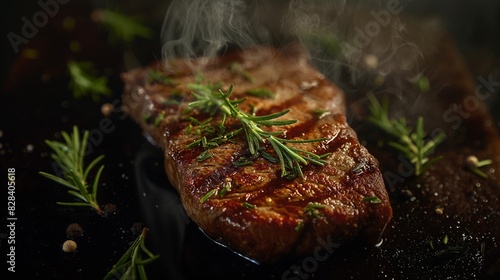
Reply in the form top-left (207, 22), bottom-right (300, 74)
top-left (67, 190), bottom-right (88, 202)
top-left (247, 88), bottom-right (275, 99)
top-left (363, 196), bottom-right (382, 204)
top-left (39, 172), bottom-right (79, 191)
top-left (57, 202), bottom-right (93, 207)
top-left (200, 189), bottom-right (217, 203)
top-left (187, 83), bottom-right (328, 178)
top-left (91, 165), bottom-right (105, 202)
top-left (242, 202), bottom-right (255, 209)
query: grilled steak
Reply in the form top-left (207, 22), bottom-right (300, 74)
top-left (121, 44), bottom-right (392, 263)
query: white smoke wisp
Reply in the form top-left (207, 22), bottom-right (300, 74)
top-left (284, 0), bottom-right (423, 87)
top-left (161, 0), bottom-right (272, 70)
top-left (160, 0), bottom-right (422, 91)
top-left (283, 0), bottom-right (348, 81)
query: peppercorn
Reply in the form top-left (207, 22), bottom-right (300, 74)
top-left (66, 223), bottom-right (83, 239)
top-left (62, 240), bottom-right (77, 253)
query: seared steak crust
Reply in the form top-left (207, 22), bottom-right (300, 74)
top-left (122, 45), bottom-right (392, 263)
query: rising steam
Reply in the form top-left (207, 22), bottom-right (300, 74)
top-left (161, 0), bottom-right (422, 86)
top-left (161, 0), bottom-right (273, 69)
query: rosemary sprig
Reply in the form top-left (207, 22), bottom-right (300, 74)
top-left (67, 60), bottom-right (112, 102)
top-left (187, 83), bottom-right (330, 178)
top-left (39, 126), bottom-right (104, 214)
top-left (103, 227), bottom-right (159, 280)
top-left (366, 93), bottom-right (446, 176)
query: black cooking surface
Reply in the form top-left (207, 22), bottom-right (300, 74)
top-left (2, 1), bottom-right (500, 279)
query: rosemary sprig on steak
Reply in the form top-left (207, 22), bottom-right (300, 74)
top-left (366, 93), bottom-right (446, 176)
top-left (187, 83), bottom-right (330, 179)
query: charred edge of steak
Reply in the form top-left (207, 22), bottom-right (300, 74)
top-left (121, 45), bottom-right (392, 263)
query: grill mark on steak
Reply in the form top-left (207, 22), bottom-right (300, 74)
top-left (122, 44), bottom-right (392, 263)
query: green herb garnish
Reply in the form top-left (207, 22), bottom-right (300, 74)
top-left (186, 116), bottom-right (242, 151)
top-left (242, 202), bottom-right (255, 209)
top-left (295, 221), bottom-right (304, 232)
top-left (233, 157), bottom-right (254, 167)
top-left (196, 150), bottom-right (213, 162)
top-left (147, 69), bottom-right (175, 85)
top-left (143, 114), bottom-right (153, 124)
top-left (154, 113), bottom-right (164, 127)
top-left (304, 31), bottom-right (343, 57)
top-left (228, 62), bottom-right (254, 82)
top-left (412, 74), bottom-right (430, 93)
top-left (428, 235), bottom-right (465, 257)
top-left (200, 189), bottom-right (217, 203)
top-left (435, 246), bottom-right (465, 256)
top-left (303, 202), bottom-right (327, 218)
top-left (188, 83), bottom-right (330, 178)
top-left (67, 60), bottom-right (112, 102)
top-left (219, 179), bottom-right (232, 197)
top-left (367, 93), bottom-right (446, 176)
top-left (39, 126), bottom-right (104, 215)
top-left (103, 227), bottom-right (158, 280)
top-left (363, 196), bottom-right (382, 204)
top-left (247, 88), bottom-right (275, 99)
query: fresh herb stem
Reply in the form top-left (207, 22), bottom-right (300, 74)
top-left (103, 227), bottom-right (159, 280)
top-left (67, 60), bottom-right (112, 102)
top-left (188, 83), bottom-right (329, 178)
top-left (242, 202), bottom-right (255, 209)
top-left (200, 189), bottom-right (217, 203)
top-left (39, 126), bottom-right (104, 214)
top-left (363, 196), bottom-right (382, 204)
top-left (367, 93), bottom-right (446, 176)
top-left (465, 155), bottom-right (492, 178)
top-left (246, 88), bottom-right (275, 99)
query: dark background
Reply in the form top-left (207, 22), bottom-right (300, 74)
top-left (1, 1), bottom-right (500, 279)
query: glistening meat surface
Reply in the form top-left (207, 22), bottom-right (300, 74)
top-left (121, 45), bottom-right (392, 263)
